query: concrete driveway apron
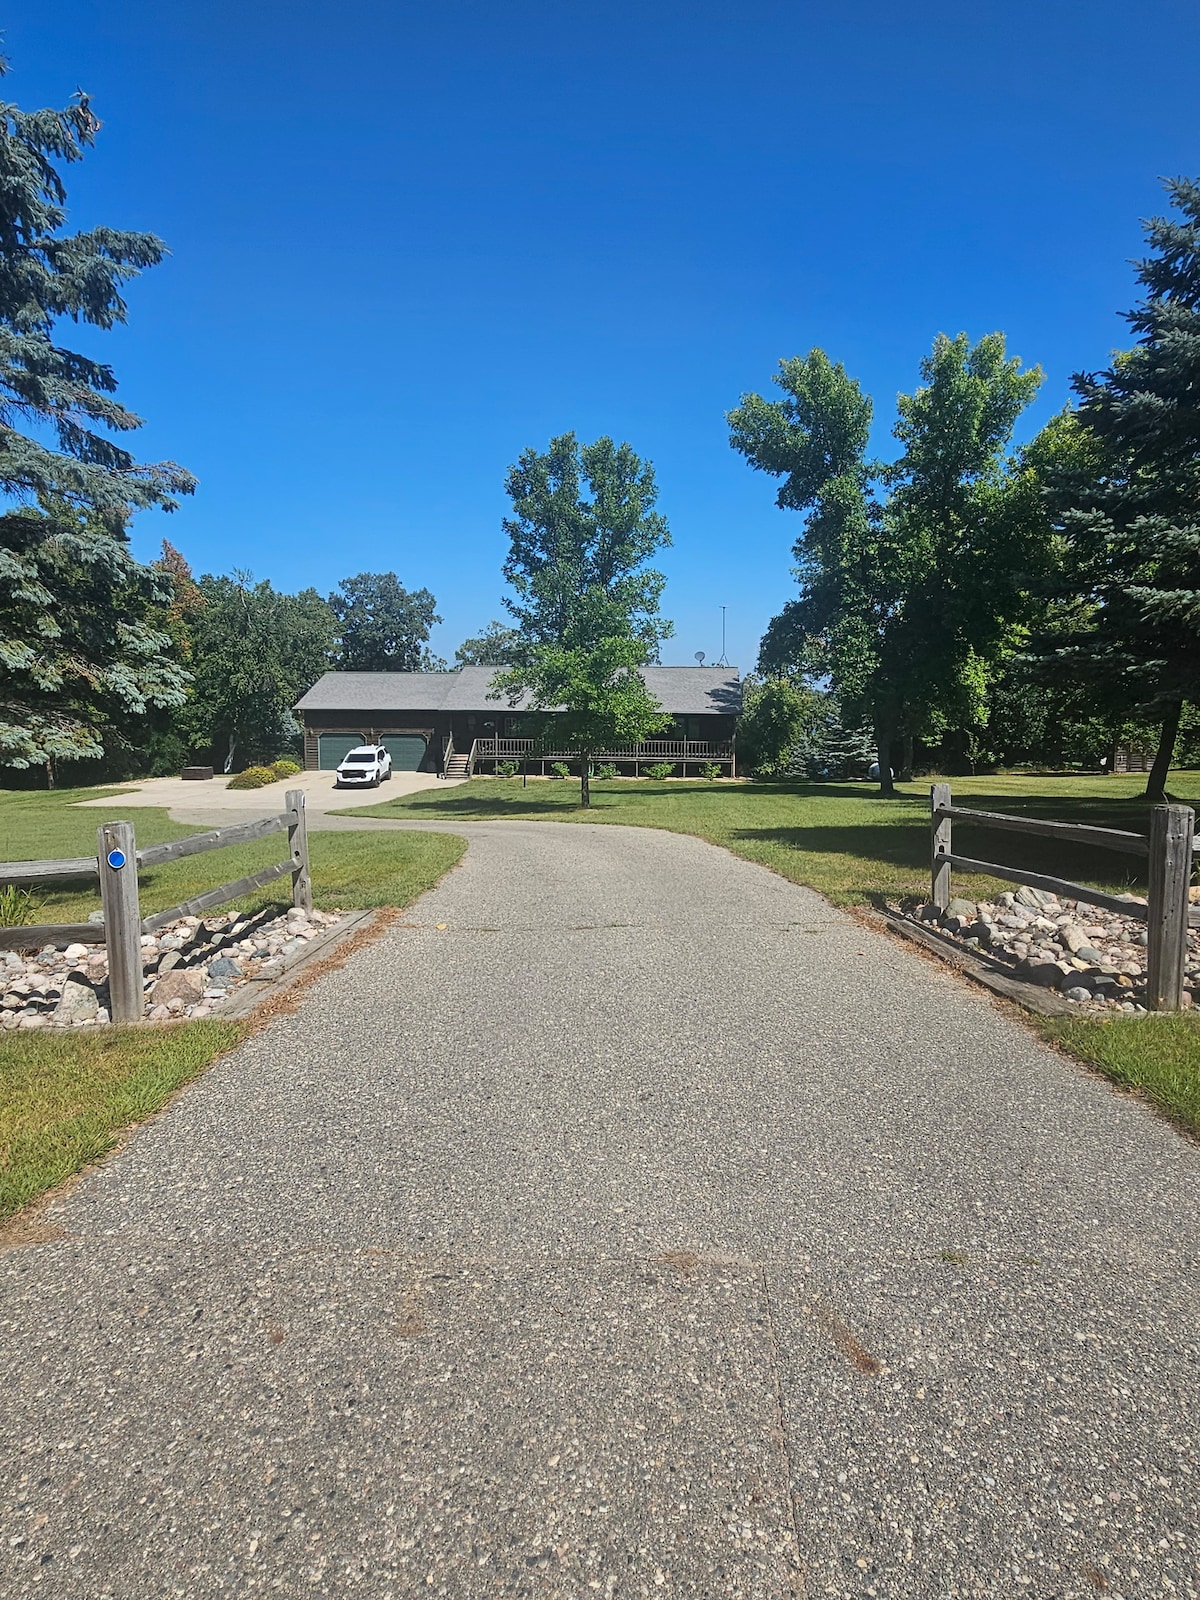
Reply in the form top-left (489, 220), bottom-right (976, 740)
top-left (0, 821), bottom-right (1196, 1598)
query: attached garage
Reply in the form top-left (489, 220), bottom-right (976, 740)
top-left (317, 733), bottom-right (366, 770)
top-left (380, 732), bottom-right (428, 772)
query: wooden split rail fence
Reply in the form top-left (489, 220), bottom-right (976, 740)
top-left (930, 783), bottom-right (1195, 1012)
top-left (0, 789), bottom-right (312, 1025)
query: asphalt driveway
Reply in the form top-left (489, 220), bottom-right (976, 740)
top-left (0, 822), bottom-right (1196, 1597)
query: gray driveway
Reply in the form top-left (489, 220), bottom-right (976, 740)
top-left (1, 822), bottom-right (1196, 1598)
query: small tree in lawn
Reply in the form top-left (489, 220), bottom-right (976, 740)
top-left (492, 432), bottom-right (673, 807)
top-left (0, 64), bottom-right (195, 778)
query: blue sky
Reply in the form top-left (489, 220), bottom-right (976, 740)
top-left (8, 0), bottom-right (1200, 668)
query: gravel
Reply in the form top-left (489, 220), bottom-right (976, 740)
top-left (898, 883), bottom-right (1198, 1010)
top-left (0, 905), bottom-right (343, 1028)
top-left (0, 821), bottom-right (1196, 1598)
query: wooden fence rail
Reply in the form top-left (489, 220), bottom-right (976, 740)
top-left (930, 782), bottom-right (1194, 1012)
top-left (0, 790), bottom-right (312, 1023)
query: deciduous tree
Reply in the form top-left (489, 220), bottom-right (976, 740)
top-left (493, 432), bottom-right (673, 806)
top-left (329, 572), bottom-right (445, 671)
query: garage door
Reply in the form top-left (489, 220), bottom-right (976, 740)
top-left (381, 734), bottom-right (428, 771)
top-left (318, 734), bottom-right (366, 770)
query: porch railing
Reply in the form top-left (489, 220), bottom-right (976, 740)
top-left (474, 737), bottom-right (733, 761)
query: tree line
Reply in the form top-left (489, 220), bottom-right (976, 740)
top-left (730, 178), bottom-right (1200, 801)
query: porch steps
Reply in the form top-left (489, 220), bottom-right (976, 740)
top-left (444, 755), bottom-right (471, 779)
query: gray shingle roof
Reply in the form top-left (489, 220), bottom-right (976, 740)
top-left (295, 665), bottom-right (741, 716)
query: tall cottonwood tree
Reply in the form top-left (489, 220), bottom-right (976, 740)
top-left (0, 62), bottom-right (194, 775)
top-left (731, 336), bottom-right (1044, 792)
top-left (493, 432), bottom-right (673, 806)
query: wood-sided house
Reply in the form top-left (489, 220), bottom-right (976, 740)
top-left (294, 665), bottom-right (742, 777)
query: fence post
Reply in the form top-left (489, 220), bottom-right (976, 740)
top-left (1147, 804), bottom-right (1193, 1011)
top-left (286, 789), bottom-right (313, 914)
top-left (931, 782), bottom-right (952, 912)
top-left (98, 820), bottom-right (142, 1025)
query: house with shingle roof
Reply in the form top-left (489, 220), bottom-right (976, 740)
top-left (294, 665), bottom-right (741, 777)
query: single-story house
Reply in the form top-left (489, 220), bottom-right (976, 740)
top-left (294, 665), bottom-right (742, 776)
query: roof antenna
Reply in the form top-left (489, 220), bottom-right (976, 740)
top-left (715, 605), bottom-right (729, 667)
top-left (694, 651), bottom-right (705, 665)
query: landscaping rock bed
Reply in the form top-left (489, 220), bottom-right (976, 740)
top-left (0, 905), bottom-right (345, 1029)
top-left (891, 885), bottom-right (1200, 1011)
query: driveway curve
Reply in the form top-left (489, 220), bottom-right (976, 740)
top-left (0, 821), bottom-right (1196, 1598)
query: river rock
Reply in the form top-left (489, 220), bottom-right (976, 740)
top-left (149, 968), bottom-right (205, 1007)
top-left (53, 977), bottom-right (99, 1022)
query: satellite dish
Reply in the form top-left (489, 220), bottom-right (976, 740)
top-left (694, 651), bottom-right (705, 664)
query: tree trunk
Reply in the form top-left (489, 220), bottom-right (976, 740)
top-left (45, 758), bottom-right (55, 791)
top-left (579, 760), bottom-right (591, 808)
top-left (899, 733), bottom-right (914, 783)
top-left (874, 721), bottom-right (895, 796)
top-left (223, 734), bottom-right (238, 776)
top-left (1145, 698), bottom-right (1183, 803)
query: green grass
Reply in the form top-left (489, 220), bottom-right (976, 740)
top-left (1039, 1013), bottom-right (1200, 1135)
top-left (0, 785), bottom-right (466, 922)
top-left (0, 1022), bottom-right (245, 1222)
top-left (340, 769), bottom-right (1200, 907)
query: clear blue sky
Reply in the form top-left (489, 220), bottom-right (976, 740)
top-left (8, 1), bottom-right (1200, 668)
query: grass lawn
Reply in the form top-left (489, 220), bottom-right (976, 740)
top-left (0, 785), bottom-right (466, 923)
top-left (343, 770), bottom-right (1200, 1136)
top-left (1039, 1014), bottom-right (1200, 1135)
top-left (0, 1021), bottom-right (244, 1223)
top-left (341, 768), bottom-right (1200, 907)
top-left (0, 784), bottom-right (467, 1223)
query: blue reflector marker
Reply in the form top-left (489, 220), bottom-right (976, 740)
top-left (106, 848), bottom-right (127, 870)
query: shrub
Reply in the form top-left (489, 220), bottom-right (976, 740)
top-left (699, 762), bottom-right (722, 781)
top-left (0, 886), bottom-right (39, 927)
top-left (549, 761), bottom-right (571, 779)
top-left (227, 765), bottom-right (277, 790)
top-left (270, 758), bottom-right (301, 779)
top-left (495, 760), bottom-right (518, 777)
top-left (595, 763), bottom-right (619, 780)
top-left (643, 762), bottom-right (675, 780)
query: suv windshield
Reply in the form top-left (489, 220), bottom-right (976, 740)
top-left (343, 754), bottom-right (375, 765)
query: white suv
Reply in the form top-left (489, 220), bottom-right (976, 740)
top-left (334, 744), bottom-right (393, 788)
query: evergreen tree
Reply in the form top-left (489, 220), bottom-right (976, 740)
top-left (0, 63), bottom-right (195, 775)
top-left (493, 433), bottom-right (673, 807)
top-left (1048, 177), bottom-right (1200, 801)
top-left (329, 572), bottom-right (445, 671)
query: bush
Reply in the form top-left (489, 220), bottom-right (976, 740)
top-left (699, 762), bottom-right (722, 781)
top-left (270, 758), bottom-right (301, 779)
top-left (595, 763), bottom-right (619, 780)
top-left (643, 762), bottom-right (675, 780)
top-left (495, 760), bottom-right (519, 777)
top-left (549, 761), bottom-right (571, 779)
top-left (226, 765), bottom-right (277, 790)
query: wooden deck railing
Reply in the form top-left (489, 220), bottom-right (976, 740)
top-left (0, 790), bottom-right (312, 1024)
top-left (930, 782), bottom-right (1194, 1011)
top-left (474, 737), bottom-right (734, 761)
